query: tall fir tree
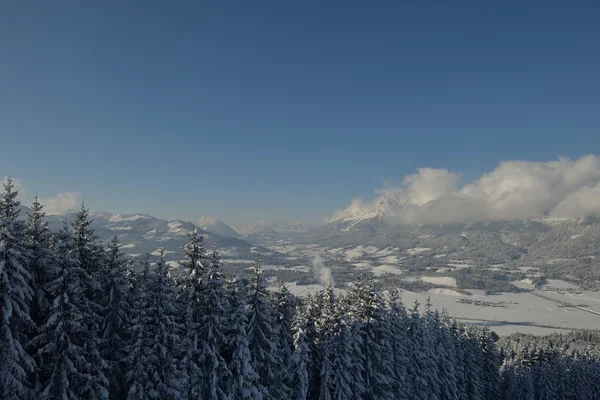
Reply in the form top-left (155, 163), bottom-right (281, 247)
top-left (32, 222), bottom-right (108, 399)
top-left (198, 245), bottom-right (230, 399)
top-left (125, 250), bottom-right (184, 399)
top-left (179, 229), bottom-right (207, 398)
top-left (0, 178), bottom-right (35, 398)
top-left (101, 236), bottom-right (131, 399)
top-left (224, 277), bottom-right (263, 399)
top-left (25, 195), bottom-right (52, 329)
top-left (247, 262), bottom-right (281, 397)
top-left (25, 195), bottom-right (54, 393)
top-left (123, 255), bottom-right (154, 399)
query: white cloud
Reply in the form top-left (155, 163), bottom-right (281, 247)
top-left (3, 177), bottom-right (82, 215)
top-left (39, 192), bottom-right (83, 215)
top-left (2, 176), bottom-right (26, 200)
top-left (333, 155), bottom-right (600, 224)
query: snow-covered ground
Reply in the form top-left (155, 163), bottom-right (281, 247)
top-left (396, 289), bottom-right (600, 335)
top-left (421, 276), bottom-right (457, 287)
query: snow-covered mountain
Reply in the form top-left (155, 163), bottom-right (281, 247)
top-left (323, 193), bottom-right (409, 232)
top-left (232, 220), bottom-right (317, 236)
top-left (196, 216), bottom-right (240, 238)
top-left (38, 210), bottom-right (270, 265)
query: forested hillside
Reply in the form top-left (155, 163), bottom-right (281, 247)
top-left (1, 178), bottom-right (599, 399)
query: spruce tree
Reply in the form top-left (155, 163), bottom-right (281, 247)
top-left (26, 195), bottom-right (52, 330)
top-left (124, 255), bottom-right (154, 399)
top-left (224, 277), bottom-right (263, 399)
top-left (290, 304), bottom-right (311, 400)
top-left (247, 263), bottom-right (279, 396)
top-left (0, 178), bottom-right (35, 398)
top-left (102, 236), bottom-right (131, 399)
top-left (33, 222), bottom-right (108, 399)
top-left (125, 250), bottom-right (183, 399)
top-left (198, 245), bottom-right (230, 399)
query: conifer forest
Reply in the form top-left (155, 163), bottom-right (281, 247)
top-left (2, 177), bottom-right (600, 400)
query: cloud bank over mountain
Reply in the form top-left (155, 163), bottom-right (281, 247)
top-left (332, 155), bottom-right (600, 225)
top-left (4, 176), bottom-right (82, 215)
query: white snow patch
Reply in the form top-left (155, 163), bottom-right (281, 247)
top-left (379, 255), bottom-right (399, 264)
top-left (542, 280), bottom-right (581, 290)
top-left (372, 265), bottom-right (403, 276)
top-left (108, 226), bottom-right (133, 231)
top-left (344, 246), bottom-right (365, 260)
top-left (108, 214), bottom-right (149, 223)
top-left (121, 243), bottom-right (137, 249)
top-left (406, 247), bottom-right (432, 255)
top-left (421, 276), bottom-right (457, 287)
top-left (428, 288), bottom-right (465, 297)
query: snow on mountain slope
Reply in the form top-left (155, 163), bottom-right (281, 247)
top-left (40, 210), bottom-right (269, 263)
top-left (196, 216), bottom-right (240, 238)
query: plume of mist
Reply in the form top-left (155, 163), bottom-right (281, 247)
top-left (312, 254), bottom-right (334, 287)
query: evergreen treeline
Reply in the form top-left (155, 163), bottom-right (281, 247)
top-left (1, 178), bottom-right (600, 399)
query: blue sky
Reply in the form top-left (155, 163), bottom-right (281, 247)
top-left (1, 1), bottom-right (599, 224)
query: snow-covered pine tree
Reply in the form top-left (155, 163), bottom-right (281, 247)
top-left (26, 195), bottom-right (52, 330)
top-left (347, 275), bottom-right (394, 400)
top-left (0, 177), bottom-right (35, 398)
top-left (101, 236), bottom-right (131, 399)
top-left (478, 326), bottom-right (501, 400)
top-left (387, 289), bottom-right (410, 399)
top-left (315, 284), bottom-right (337, 400)
top-left (270, 280), bottom-right (296, 385)
top-left (70, 203), bottom-right (110, 399)
top-left (247, 262), bottom-right (281, 396)
top-left (72, 203), bottom-right (105, 284)
top-left (330, 294), bottom-right (364, 400)
top-left (179, 229), bottom-right (207, 398)
top-left (449, 321), bottom-right (468, 400)
top-left (32, 221), bottom-right (109, 399)
top-left (197, 245), bottom-right (230, 399)
top-left (123, 255), bottom-right (155, 399)
top-left (126, 250), bottom-right (184, 399)
top-left (25, 195), bottom-right (54, 393)
top-left (148, 249), bottom-right (184, 399)
top-left (461, 326), bottom-right (485, 400)
top-left (290, 302), bottom-right (311, 400)
top-left (405, 299), bottom-right (431, 400)
top-left (224, 277), bottom-right (263, 399)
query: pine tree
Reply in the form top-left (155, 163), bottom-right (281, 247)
top-left (478, 326), bottom-right (501, 400)
top-left (271, 280), bottom-right (296, 380)
top-left (315, 284), bottom-right (337, 400)
top-left (198, 245), bottom-right (230, 399)
top-left (347, 275), bottom-right (394, 400)
top-left (69, 203), bottom-right (109, 398)
top-left (405, 299), bottom-right (431, 400)
top-left (290, 304), bottom-right (311, 400)
top-left (247, 262), bottom-right (280, 396)
top-left (32, 222), bottom-right (108, 399)
top-left (387, 289), bottom-right (410, 399)
top-left (224, 277), bottom-right (263, 399)
top-left (25, 195), bottom-right (53, 393)
top-left (179, 229), bottom-right (207, 398)
top-left (0, 177), bottom-right (35, 398)
top-left (123, 255), bottom-right (154, 399)
top-left (330, 294), bottom-right (363, 400)
top-left (72, 203), bottom-right (105, 283)
top-left (26, 195), bottom-right (52, 329)
top-left (102, 236), bottom-right (131, 399)
top-left (125, 250), bottom-right (183, 399)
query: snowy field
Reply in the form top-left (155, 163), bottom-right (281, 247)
top-left (396, 289), bottom-right (600, 335)
top-left (260, 242), bottom-right (600, 336)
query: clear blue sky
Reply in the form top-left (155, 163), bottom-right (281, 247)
top-left (1, 1), bottom-right (598, 223)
